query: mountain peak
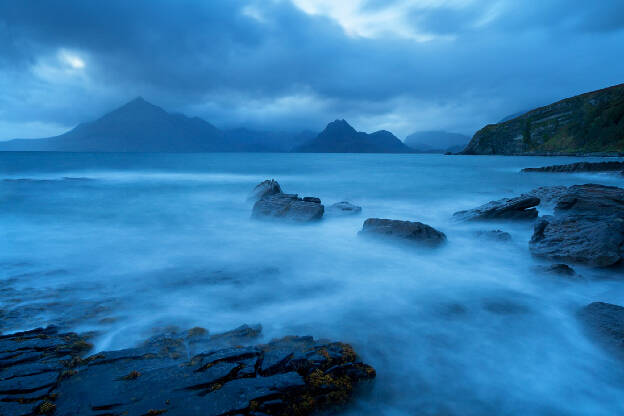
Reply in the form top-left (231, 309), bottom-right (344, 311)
top-left (324, 119), bottom-right (356, 134)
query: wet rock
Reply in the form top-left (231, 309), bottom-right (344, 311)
top-left (252, 193), bottom-right (324, 222)
top-left (249, 179), bottom-right (282, 201)
top-left (522, 186), bottom-right (569, 207)
top-left (473, 230), bottom-right (512, 241)
top-left (453, 195), bottom-right (540, 221)
top-left (578, 302), bottom-right (624, 357)
top-left (0, 326), bottom-right (375, 416)
top-left (529, 184), bottom-right (624, 267)
top-left (359, 218), bottom-right (447, 247)
top-left (522, 161), bottom-right (624, 173)
top-left (533, 263), bottom-right (578, 278)
top-left (327, 201), bottom-right (362, 216)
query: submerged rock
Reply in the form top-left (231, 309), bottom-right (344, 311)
top-left (473, 229), bottom-right (512, 241)
top-left (359, 218), bottom-right (447, 247)
top-left (249, 179), bottom-right (282, 201)
top-left (250, 180), bottom-right (324, 222)
top-left (529, 184), bottom-right (624, 267)
top-left (0, 325), bottom-right (375, 416)
top-left (578, 302), bottom-right (624, 357)
top-left (453, 195), bottom-right (540, 221)
top-left (533, 263), bottom-right (578, 278)
top-left (327, 201), bottom-right (362, 216)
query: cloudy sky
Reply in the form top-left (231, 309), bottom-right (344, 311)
top-left (1, 0), bottom-right (623, 140)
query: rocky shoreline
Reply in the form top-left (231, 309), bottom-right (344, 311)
top-left (0, 325), bottom-right (375, 416)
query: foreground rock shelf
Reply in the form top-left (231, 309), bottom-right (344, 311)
top-left (359, 218), bottom-right (447, 247)
top-left (0, 325), bottom-right (375, 416)
top-left (522, 161), bottom-right (624, 173)
top-left (453, 195), bottom-right (540, 221)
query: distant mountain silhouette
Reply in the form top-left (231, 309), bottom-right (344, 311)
top-left (0, 98), bottom-right (310, 152)
top-left (498, 110), bottom-right (530, 123)
top-left (404, 131), bottom-right (470, 153)
top-left (295, 119), bottom-right (413, 153)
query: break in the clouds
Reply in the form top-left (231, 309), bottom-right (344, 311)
top-left (0, 0), bottom-right (623, 140)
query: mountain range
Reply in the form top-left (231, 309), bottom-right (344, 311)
top-left (0, 98), bottom-right (411, 153)
top-left (296, 119), bottom-right (413, 153)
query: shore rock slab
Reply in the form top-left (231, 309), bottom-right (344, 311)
top-left (578, 302), bottom-right (624, 357)
top-left (529, 184), bottom-right (624, 267)
top-left (359, 218), bottom-right (447, 247)
top-left (249, 179), bottom-right (282, 201)
top-left (453, 195), bottom-right (540, 221)
top-left (251, 180), bottom-right (324, 222)
top-left (522, 161), bottom-right (624, 173)
top-left (0, 325), bottom-right (374, 416)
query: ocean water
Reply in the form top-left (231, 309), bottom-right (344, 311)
top-left (2, 152), bottom-right (624, 415)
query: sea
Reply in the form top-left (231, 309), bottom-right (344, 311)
top-left (1, 151), bottom-right (624, 415)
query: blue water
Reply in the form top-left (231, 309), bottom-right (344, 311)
top-left (2, 152), bottom-right (624, 415)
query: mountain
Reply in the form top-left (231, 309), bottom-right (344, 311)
top-left (498, 110), bottom-right (529, 123)
top-left (0, 98), bottom-right (311, 152)
top-left (462, 83), bottom-right (624, 155)
top-left (295, 119), bottom-right (413, 153)
top-left (404, 131), bottom-right (470, 153)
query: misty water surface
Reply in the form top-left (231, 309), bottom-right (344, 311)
top-left (2, 152), bottom-right (624, 415)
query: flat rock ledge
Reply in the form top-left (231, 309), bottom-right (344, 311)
top-left (251, 180), bottom-right (324, 223)
top-left (522, 161), bottom-right (624, 173)
top-left (0, 325), bottom-right (375, 416)
top-left (529, 184), bottom-right (624, 267)
top-left (327, 201), bottom-right (362, 216)
top-left (359, 218), bottom-right (447, 247)
top-left (453, 195), bottom-right (540, 221)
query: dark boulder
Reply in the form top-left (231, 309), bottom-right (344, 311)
top-left (453, 195), bottom-right (540, 221)
top-left (0, 325), bottom-right (375, 416)
top-left (529, 184), bottom-right (624, 267)
top-left (327, 201), bottom-right (362, 216)
top-left (253, 193), bottom-right (324, 222)
top-left (473, 230), bottom-right (512, 241)
top-left (249, 179), bottom-right (282, 201)
top-left (250, 180), bottom-right (325, 222)
top-left (359, 218), bottom-right (447, 247)
top-left (578, 302), bottom-right (624, 357)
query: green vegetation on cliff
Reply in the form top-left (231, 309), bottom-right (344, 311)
top-left (463, 83), bottom-right (624, 155)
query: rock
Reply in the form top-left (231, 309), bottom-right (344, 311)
top-left (250, 181), bottom-right (325, 222)
top-left (327, 201), bottom-right (362, 216)
top-left (249, 179), bottom-right (282, 201)
top-left (522, 161), bottom-right (624, 173)
top-left (359, 218), bottom-right (447, 247)
top-left (473, 230), bottom-right (512, 241)
top-left (533, 263), bottom-right (578, 278)
top-left (253, 193), bottom-right (324, 222)
top-left (453, 195), bottom-right (540, 221)
top-left (529, 184), bottom-right (624, 267)
top-left (522, 186), bottom-right (568, 206)
top-left (0, 325), bottom-right (375, 416)
top-left (578, 302), bottom-right (624, 357)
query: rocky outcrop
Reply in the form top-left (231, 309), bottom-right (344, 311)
top-left (473, 230), bottom-right (512, 241)
top-left (327, 201), bottom-right (362, 216)
top-left (522, 186), bottom-right (569, 207)
top-left (251, 180), bottom-right (324, 222)
top-left (578, 302), bottom-right (624, 357)
top-left (529, 184), bottom-right (624, 267)
top-left (249, 179), bottom-right (282, 201)
top-left (359, 218), bottom-right (447, 247)
top-left (0, 325), bottom-right (375, 416)
top-left (522, 161), bottom-right (624, 173)
top-left (462, 83), bottom-right (624, 155)
top-left (453, 195), bottom-right (540, 221)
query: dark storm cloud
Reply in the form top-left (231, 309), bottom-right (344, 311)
top-left (0, 0), bottom-right (623, 139)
